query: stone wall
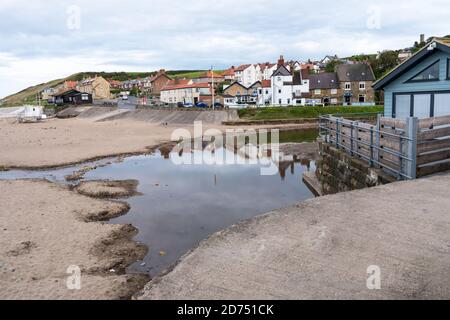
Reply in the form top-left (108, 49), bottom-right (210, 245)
top-left (316, 140), bottom-right (395, 195)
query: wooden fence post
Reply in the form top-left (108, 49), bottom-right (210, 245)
top-left (406, 117), bottom-right (418, 179)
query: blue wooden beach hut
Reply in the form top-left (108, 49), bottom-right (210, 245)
top-left (373, 38), bottom-right (450, 119)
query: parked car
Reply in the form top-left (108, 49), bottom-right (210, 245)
top-left (195, 102), bottom-right (209, 108)
top-left (213, 102), bottom-right (224, 109)
top-left (183, 102), bottom-right (194, 108)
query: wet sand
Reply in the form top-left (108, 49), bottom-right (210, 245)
top-left (0, 117), bottom-right (317, 169)
top-left (0, 179), bottom-right (148, 300)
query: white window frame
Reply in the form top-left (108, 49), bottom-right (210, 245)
top-left (331, 89), bottom-right (338, 95)
top-left (359, 82), bottom-right (366, 90)
top-left (345, 82), bottom-right (351, 90)
top-left (315, 89), bottom-right (321, 95)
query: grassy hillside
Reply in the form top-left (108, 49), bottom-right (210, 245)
top-left (0, 78), bottom-right (67, 107)
top-left (0, 70), bottom-right (214, 107)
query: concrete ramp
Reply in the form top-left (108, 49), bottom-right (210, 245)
top-left (138, 173), bottom-right (450, 300)
top-left (0, 107), bottom-right (25, 118)
top-left (91, 108), bottom-right (239, 125)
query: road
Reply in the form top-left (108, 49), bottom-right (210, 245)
top-left (117, 96), bottom-right (139, 110)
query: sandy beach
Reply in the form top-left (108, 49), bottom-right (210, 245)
top-left (0, 115), bottom-right (316, 169)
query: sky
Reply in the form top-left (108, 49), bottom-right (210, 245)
top-left (1, 0), bottom-right (449, 99)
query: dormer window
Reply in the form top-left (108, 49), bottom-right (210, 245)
top-left (407, 60), bottom-right (440, 82)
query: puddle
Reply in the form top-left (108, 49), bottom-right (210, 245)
top-left (0, 129), bottom-right (319, 277)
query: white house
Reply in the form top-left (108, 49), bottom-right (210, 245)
top-left (257, 62), bottom-right (277, 81)
top-left (256, 80), bottom-right (273, 106)
top-left (270, 57), bottom-right (310, 106)
top-left (234, 64), bottom-right (257, 88)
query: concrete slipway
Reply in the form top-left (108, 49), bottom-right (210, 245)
top-left (138, 173), bottom-right (450, 300)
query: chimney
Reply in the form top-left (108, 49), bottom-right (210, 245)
top-left (277, 55), bottom-right (285, 67)
top-left (420, 34), bottom-right (425, 44)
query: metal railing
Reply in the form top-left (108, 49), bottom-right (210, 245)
top-left (319, 115), bottom-right (417, 180)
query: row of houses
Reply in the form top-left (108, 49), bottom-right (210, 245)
top-left (220, 56), bottom-right (376, 107)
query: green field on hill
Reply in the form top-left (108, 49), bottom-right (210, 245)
top-left (238, 106), bottom-right (384, 120)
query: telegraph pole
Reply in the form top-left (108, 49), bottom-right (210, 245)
top-left (211, 65), bottom-right (215, 110)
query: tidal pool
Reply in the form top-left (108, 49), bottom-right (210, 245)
top-left (0, 130), bottom-right (318, 277)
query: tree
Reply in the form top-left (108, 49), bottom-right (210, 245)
top-left (324, 59), bottom-right (343, 73)
top-left (371, 51), bottom-right (399, 79)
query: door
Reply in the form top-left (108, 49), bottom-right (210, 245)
top-left (344, 96), bottom-right (351, 105)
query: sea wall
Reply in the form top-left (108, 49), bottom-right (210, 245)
top-left (316, 140), bottom-right (394, 195)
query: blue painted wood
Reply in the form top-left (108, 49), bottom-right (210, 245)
top-left (383, 51), bottom-right (450, 117)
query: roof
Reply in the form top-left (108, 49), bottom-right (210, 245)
top-left (249, 81), bottom-right (262, 88)
top-left (165, 79), bottom-right (192, 87)
top-left (161, 82), bottom-right (210, 91)
top-left (309, 73), bottom-right (339, 90)
top-left (261, 80), bottom-right (271, 88)
top-left (373, 38), bottom-right (450, 90)
top-left (222, 67), bottom-right (235, 76)
top-left (301, 69), bottom-right (310, 80)
top-left (258, 63), bottom-right (276, 71)
top-left (336, 63), bottom-right (375, 82)
top-left (194, 70), bottom-right (224, 79)
top-left (224, 81), bottom-right (248, 90)
top-left (272, 65), bottom-right (291, 77)
top-left (54, 89), bottom-right (83, 97)
top-left (234, 64), bottom-right (252, 72)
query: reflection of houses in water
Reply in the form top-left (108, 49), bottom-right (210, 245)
top-left (168, 138), bottom-right (314, 181)
top-left (278, 156), bottom-right (312, 180)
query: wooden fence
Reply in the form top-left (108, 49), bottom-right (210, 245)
top-left (320, 114), bottom-right (450, 180)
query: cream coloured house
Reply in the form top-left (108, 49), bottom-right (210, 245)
top-left (77, 76), bottom-right (111, 100)
top-left (160, 82), bottom-right (211, 105)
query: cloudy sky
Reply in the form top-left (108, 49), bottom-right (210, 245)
top-left (1, 0), bottom-right (449, 98)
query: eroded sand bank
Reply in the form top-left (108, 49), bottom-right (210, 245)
top-left (0, 179), bottom-right (148, 300)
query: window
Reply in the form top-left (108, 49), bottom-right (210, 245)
top-left (331, 89), bottom-right (337, 95)
top-left (413, 94), bottom-right (432, 119)
top-left (345, 82), bottom-right (351, 90)
top-left (265, 90), bottom-right (269, 94)
top-left (447, 59), bottom-right (450, 79)
top-left (278, 89), bottom-right (282, 94)
top-left (359, 82), bottom-right (366, 90)
top-left (258, 89), bottom-right (262, 94)
top-left (278, 99), bottom-right (282, 104)
top-left (394, 95), bottom-right (411, 118)
top-left (81, 94), bottom-right (89, 101)
top-left (315, 89), bottom-right (321, 95)
top-left (434, 93), bottom-right (450, 116)
top-left (287, 99), bottom-right (291, 105)
top-left (331, 98), bottom-right (338, 104)
top-left (359, 95), bottom-right (365, 103)
top-left (408, 60), bottom-right (440, 82)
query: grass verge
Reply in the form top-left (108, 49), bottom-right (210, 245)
top-left (238, 106), bottom-right (384, 120)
